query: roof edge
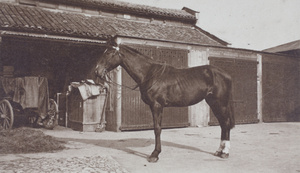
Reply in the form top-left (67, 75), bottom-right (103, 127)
top-left (194, 26), bottom-right (230, 46)
top-left (115, 34), bottom-right (229, 48)
top-left (38, 0), bottom-right (197, 24)
top-left (0, 30), bottom-right (107, 44)
top-left (263, 39), bottom-right (300, 53)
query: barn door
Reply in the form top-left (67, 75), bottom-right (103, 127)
top-left (209, 57), bottom-right (258, 125)
top-left (120, 45), bottom-right (189, 130)
top-left (262, 55), bottom-right (300, 122)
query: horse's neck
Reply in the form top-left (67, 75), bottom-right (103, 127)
top-left (120, 51), bottom-right (153, 85)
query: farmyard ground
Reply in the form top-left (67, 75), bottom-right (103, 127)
top-left (0, 123), bottom-right (299, 173)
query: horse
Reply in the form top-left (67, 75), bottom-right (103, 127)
top-left (94, 40), bottom-right (235, 163)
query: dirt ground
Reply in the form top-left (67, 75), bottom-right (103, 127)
top-left (0, 122), bottom-right (299, 173)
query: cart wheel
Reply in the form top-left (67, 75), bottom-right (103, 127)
top-left (0, 99), bottom-right (14, 130)
top-left (44, 99), bottom-right (58, 130)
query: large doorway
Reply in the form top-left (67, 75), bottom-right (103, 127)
top-left (209, 57), bottom-right (258, 125)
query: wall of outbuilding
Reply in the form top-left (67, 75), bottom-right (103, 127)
top-left (1, 33), bottom-right (299, 131)
top-left (108, 37), bottom-right (262, 130)
top-left (261, 53), bottom-right (300, 122)
top-left (115, 37), bottom-right (300, 129)
top-left (187, 46), bottom-right (260, 126)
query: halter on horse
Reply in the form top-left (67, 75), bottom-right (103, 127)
top-left (95, 40), bottom-right (235, 162)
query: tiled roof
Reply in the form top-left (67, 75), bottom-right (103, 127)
top-left (263, 40), bottom-right (300, 53)
top-left (0, 3), bottom-right (226, 46)
top-left (39, 0), bottom-right (197, 23)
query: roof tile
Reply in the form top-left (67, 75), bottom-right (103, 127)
top-left (41, 0), bottom-right (196, 22)
top-left (0, 2), bottom-right (225, 46)
top-left (263, 40), bottom-right (300, 53)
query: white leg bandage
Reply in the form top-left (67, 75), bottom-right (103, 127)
top-left (222, 140), bottom-right (230, 154)
top-left (217, 140), bottom-right (230, 154)
top-left (217, 140), bottom-right (225, 152)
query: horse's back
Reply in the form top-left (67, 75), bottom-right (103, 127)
top-left (147, 65), bottom-right (215, 106)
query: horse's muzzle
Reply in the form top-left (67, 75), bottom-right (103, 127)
top-left (95, 69), bottom-right (107, 79)
top-left (95, 69), bottom-right (100, 77)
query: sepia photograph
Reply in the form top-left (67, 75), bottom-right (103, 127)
top-left (0, 0), bottom-right (299, 172)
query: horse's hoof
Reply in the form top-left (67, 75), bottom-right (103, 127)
top-left (147, 156), bottom-right (159, 163)
top-left (214, 151), bottom-right (222, 157)
top-left (220, 153), bottom-right (229, 159)
top-left (214, 151), bottom-right (229, 158)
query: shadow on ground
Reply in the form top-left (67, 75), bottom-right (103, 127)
top-left (58, 137), bottom-right (215, 160)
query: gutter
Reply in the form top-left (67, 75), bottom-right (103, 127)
top-left (0, 31), bottom-right (107, 45)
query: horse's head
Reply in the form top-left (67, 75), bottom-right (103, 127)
top-left (95, 42), bottom-right (122, 79)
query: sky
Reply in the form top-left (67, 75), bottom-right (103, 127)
top-left (118, 0), bottom-right (300, 51)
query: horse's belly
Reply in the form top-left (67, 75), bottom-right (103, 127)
top-left (142, 78), bottom-right (209, 107)
top-left (165, 89), bottom-right (207, 107)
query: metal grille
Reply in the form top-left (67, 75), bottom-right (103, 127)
top-left (209, 57), bottom-right (258, 125)
top-left (121, 45), bottom-right (189, 130)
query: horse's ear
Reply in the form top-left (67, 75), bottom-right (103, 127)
top-left (106, 37), bottom-right (113, 47)
top-left (106, 36), bottom-right (118, 47)
top-left (112, 38), bottom-right (119, 47)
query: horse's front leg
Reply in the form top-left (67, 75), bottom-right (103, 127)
top-left (148, 102), bottom-right (163, 163)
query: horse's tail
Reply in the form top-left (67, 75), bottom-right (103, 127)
top-left (213, 66), bottom-right (235, 129)
top-left (227, 86), bottom-right (235, 129)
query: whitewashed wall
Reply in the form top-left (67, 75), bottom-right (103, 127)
top-left (188, 49), bottom-right (210, 127)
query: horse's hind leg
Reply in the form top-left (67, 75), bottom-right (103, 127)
top-left (215, 123), bottom-right (231, 158)
top-left (205, 96), bottom-right (232, 158)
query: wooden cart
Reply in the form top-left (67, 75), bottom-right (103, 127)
top-left (0, 76), bottom-right (58, 130)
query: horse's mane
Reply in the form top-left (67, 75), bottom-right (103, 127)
top-left (120, 45), bottom-right (165, 65)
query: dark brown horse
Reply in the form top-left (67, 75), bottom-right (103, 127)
top-left (95, 40), bottom-right (235, 162)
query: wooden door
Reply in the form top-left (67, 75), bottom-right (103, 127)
top-left (262, 55), bottom-right (300, 122)
top-left (209, 57), bottom-right (258, 125)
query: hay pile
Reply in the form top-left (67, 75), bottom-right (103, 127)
top-left (0, 127), bottom-right (65, 154)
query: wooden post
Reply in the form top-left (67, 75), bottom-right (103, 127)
top-left (115, 66), bottom-right (122, 131)
top-left (257, 54), bottom-right (263, 123)
top-left (188, 49), bottom-right (210, 127)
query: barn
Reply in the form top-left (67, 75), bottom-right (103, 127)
top-left (0, 0), bottom-right (299, 131)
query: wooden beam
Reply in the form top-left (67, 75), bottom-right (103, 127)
top-left (0, 31), bottom-right (107, 45)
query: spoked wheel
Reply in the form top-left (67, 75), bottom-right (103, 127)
top-left (0, 99), bottom-right (14, 130)
top-left (43, 99), bottom-right (58, 130)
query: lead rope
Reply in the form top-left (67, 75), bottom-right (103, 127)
top-left (103, 61), bottom-right (167, 92)
top-left (104, 73), bottom-right (139, 91)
